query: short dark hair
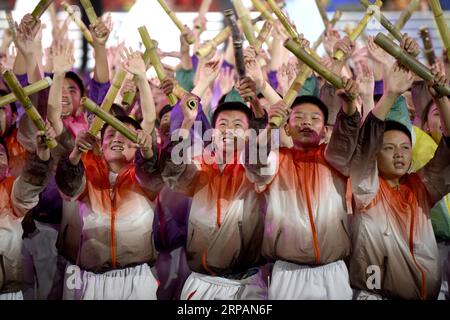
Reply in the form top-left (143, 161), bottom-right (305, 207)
top-left (159, 104), bottom-right (172, 120)
top-left (385, 120), bottom-right (412, 143)
top-left (100, 115), bottom-right (142, 141)
top-left (291, 95), bottom-right (329, 124)
top-left (65, 71), bottom-right (85, 96)
top-left (211, 102), bottom-right (253, 127)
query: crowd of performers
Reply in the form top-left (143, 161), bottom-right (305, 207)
top-left (0, 1), bottom-right (449, 300)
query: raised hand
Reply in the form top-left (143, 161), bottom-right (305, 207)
top-left (333, 36), bottom-right (355, 61)
top-left (90, 13), bottom-right (112, 47)
top-left (236, 76), bottom-right (257, 102)
top-left (14, 16), bottom-right (40, 58)
top-left (36, 123), bottom-right (56, 162)
top-left (323, 26), bottom-right (341, 58)
top-left (136, 129), bottom-right (154, 159)
top-left (400, 34), bottom-right (420, 58)
top-left (197, 59), bottom-right (221, 86)
top-left (121, 47), bottom-right (146, 79)
top-left (52, 17), bottom-right (70, 42)
top-left (428, 60), bottom-right (448, 99)
top-left (337, 77), bottom-right (359, 104)
top-left (269, 100), bottom-right (290, 127)
top-left (51, 40), bottom-right (75, 75)
top-left (356, 60), bottom-right (375, 98)
top-left (217, 67), bottom-right (236, 96)
top-left (385, 62), bottom-right (415, 95)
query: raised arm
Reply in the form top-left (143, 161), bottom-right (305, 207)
top-left (121, 48), bottom-right (156, 133)
top-left (47, 40), bottom-right (75, 136)
top-left (325, 77), bottom-right (361, 176)
top-left (418, 62), bottom-right (450, 205)
top-left (90, 14), bottom-right (112, 83)
top-left (161, 93), bottom-right (202, 196)
top-left (55, 130), bottom-right (96, 199)
top-left (11, 124), bottom-right (55, 217)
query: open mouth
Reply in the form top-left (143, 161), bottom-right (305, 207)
top-left (299, 128), bottom-right (314, 135)
top-left (394, 161), bottom-right (405, 169)
top-left (111, 145), bottom-right (124, 152)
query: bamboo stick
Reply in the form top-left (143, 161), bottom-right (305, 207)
top-left (31, 0), bottom-right (54, 21)
top-left (62, 1), bottom-right (93, 45)
top-left (419, 27), bottom-right (437, 66)
top-left (334, 0), bottom-right (382, 60)
top-left (172, 85), bottom-right (198, 110)
top-left (374, 32), bottom-right (450, 96)
top-left (232, 0), bottom-right (256, 45)
top-left (82, 97), bottom-right (138, 143)
top-left (225, 9), bottom-right (246, 80)
top-left (315, 0), bottom-right (330, 27)
top-left (429, 0), bottom-right (450, 61)
top-left (312, 10), bottom-right (342, 50)
top-left (0, 77), bottom-right (52, 107)
top-left (254, 20), bottom-right (273, 53)
top-left (5, 11), bottom-right (17, 43)
top-left (80, 0), bottom-right (98, 26)
top-left (359, 0), bottom-right (403, 41)
top-left (284, 38), bottom-right (343, 89)
top-left (195, 27), bottom-right (231, 58)
top-left (251, 0), bottom-right (273, 21)
top-left (89, 70), bottom-right (127, 137)
top-left (138, 26), bottom-right (178, 106)
top-left (156, 0), bottom-right (195, 44)
top-left (2, 70), bottom-right (57, 148)
top-left (394, 0), bottom-right (419, 31)
top-left (266, 0), bottom-right (300, 41)
top-left (270, 65), bottom-right (312, 128)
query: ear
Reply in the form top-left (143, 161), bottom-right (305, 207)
top-left (423, 122), bottom-right (430, 133)
top-left (284, 123), bottom-right (291, 137)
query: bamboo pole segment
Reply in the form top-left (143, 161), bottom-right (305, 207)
top-left (88, 70), bottom-right (127, 137)
top-left (428, 0), bottom-right (450, 61)
top-left (374, 32), bottom-right (450, 96)
top-left (2, 70), bottom-right (57, 148)
top-left (266, 0), bottom-right (300, 41)
top-left (31, 0), bottom-right (53, 21)
top-left (195, 27), bottom-right (231, 58)
top-left (0, 77), bottom-right (52, 107)
top-left (156, 0), bottom-right (195, 44)
top-left (62, 1), bottom-right (93, 45)
top-left (315, 0), bottom-right (330, 27)
top-left (225, 9), bottom-right (246, 80)
top-left (269, 65), bottom-right (312, 128)
top-left (284, 38), bottom-right (343, 89)
top-left (80, 0), bottom-right (98, 26)
top-left (394, 0), bottom-right (419, 31)
top-left (359, 0), bottom-right (403, 41)
top-left (138, 26), bottom-right (178, 106)
top-left (419, 27), bottom-right (437, 65)
top-left (251, 0), bottom-right (273, 21)
top-left (334, 0), bottom-right (382, 60)
top-left (82, 97), bottom-right (138, 143)
top-left (172, 84), bottom-right (198, 110)
top-left (254, 20), bottom-right (274, 53)
top-left (5, 11), bottom-right (17, 43)
top-left (312, 10), bottom-right (342, 50)
top-left (232, 0), bottom-right (257, 45)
